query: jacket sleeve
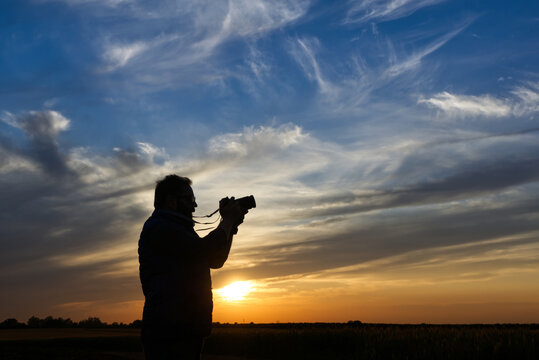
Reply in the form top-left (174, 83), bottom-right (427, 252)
top-left (207, 227), bottom-right (233, 269)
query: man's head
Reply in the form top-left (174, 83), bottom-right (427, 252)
top-left (154, 174), bottom-right (197, 217)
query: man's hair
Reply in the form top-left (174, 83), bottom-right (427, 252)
top-left (154, 174), bottom-right (192, 209)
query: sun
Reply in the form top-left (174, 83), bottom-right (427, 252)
top-left (216, 281), bottom-right (254, 302)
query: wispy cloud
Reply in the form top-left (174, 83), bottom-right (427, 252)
top-left (44, 0), bottom-right (132, 6)
top-left (194, 0), bottom-right (310, 54)
top-left (384, 19), bottom-right (473, 78)
top-left (83, 0), bottom-right (310, 87)
top-left (288, 37), bottom-right (339, 98)
top-left (419, 92), bottom-right (511, 117)
top-left (283, 18), bottom-right (474, 116)
top-left (346, 0), bottom-right (447, 24)
top-left (208, 124), bottom-right (304, 156)
top-left (136, 142), bottom-right (168, 163)
top-left (246, 45), bottom-right (272, 80)
top-left (420, 82), bottom-right (539, 118)
top-left (512, 82), bottom-right (539, 116)
top-left (102, 41), bottom-right (149, 71)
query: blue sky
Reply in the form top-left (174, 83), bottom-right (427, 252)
top-left (1, 0), bottom-right (539, 323)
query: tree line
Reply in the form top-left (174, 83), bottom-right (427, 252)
top-left (1, 317), bottom-right (366, 329)
top-left (0, 316), bottom-right (142, 329)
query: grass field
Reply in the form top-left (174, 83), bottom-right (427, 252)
top-left (1, 324), bottom-right (538, 359)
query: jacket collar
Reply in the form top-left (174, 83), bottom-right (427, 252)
top-left (152, 209), bottom-right (195, 227)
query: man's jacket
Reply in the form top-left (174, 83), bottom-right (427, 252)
top-left (138, 209), bottom-right (229, 340)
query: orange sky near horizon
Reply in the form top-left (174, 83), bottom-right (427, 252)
top-left (40, 273), bottom-right (539, 325)
top-left (22, 247), bottom-right (539, 325)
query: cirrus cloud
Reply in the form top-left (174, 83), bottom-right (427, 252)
top-left (345, 0), bottom-right (447, 24)
top-left (419, 83), bottom-right (539, 118)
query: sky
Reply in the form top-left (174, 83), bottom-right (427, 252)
top-left (1, 0), bottom-right (538, 324)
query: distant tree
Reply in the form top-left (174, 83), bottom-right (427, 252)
top-left (61, 317), bottom-right (75, 328)
top-left (27, 316), bottom-right (76, 328)
top-left (27, 316), bottom-right (44, 328)
top-left (129, 319), bottom-right (142, 328)
top-left (42, 316), bottom-right (69, 328)
top-left (78, 317), bottom-right (106, 328)
top-left (0, 318), bottom-right (26, 328)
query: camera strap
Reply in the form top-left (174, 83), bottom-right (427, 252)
top-left (193, 208), bottom-right (219, 219)
top-left (193, 208), bottom-right (221, 231)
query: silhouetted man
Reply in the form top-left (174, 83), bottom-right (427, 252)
top-left (138, 175), bottom-right (245, 359)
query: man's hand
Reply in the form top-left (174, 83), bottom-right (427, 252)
top-left (218, 197), bottom-right (245, 236)
top-left (219, 197), bottom-right (245, 226)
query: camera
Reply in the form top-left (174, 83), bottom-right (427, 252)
top-left (221, 195), bottom-right (256, 213)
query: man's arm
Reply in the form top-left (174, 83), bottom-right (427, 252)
top-left (207, 199), bottom-right (244, 269)
top-left (147, 199), bottom-right (244, 264)
top-left (207, 218), bottom-right (236, 269)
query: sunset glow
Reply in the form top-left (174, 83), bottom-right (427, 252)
top-left (216, 281), bottom-right (255, 302)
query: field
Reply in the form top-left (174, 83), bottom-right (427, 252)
top-left (1, 324), bottom-right (538, 359)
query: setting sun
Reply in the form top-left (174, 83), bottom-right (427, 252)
top-left (215, 281), bottom-right (255, 302)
